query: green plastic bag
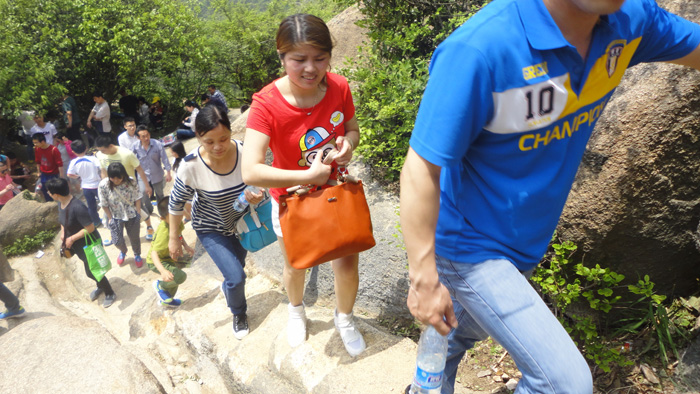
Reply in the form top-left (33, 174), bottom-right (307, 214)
top-left (83, 232), bottom-right (111, 282)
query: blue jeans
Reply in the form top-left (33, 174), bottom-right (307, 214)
top-left (0, 283), bottom-right (20, 312)
top-left (197, 231), bottom-right (248, 315)
top-left (436, 256), bottom-right (592, 394)
top-left (176, 128), bottom-right (196, 140)
top-left (83, 188), bottom-right (101, 226)
top-left (40, 173), bottom-right (59, 201)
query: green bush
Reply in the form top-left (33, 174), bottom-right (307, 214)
top-left (348, 0), bottom-right (485, 182)
top-left (531, 234), bottom-right (696, 372)
top-left (4, 230), bottom-right (58, 257)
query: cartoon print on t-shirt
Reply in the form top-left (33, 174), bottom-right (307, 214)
top-left (297, 126), bottom-right (337, 167)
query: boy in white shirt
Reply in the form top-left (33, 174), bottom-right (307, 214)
top-left (30, 113), bottom-right (58, 145)
top-left (67, 140), bottom-right (102, 228)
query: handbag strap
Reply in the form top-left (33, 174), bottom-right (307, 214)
top-left (84, 231), bottom-right (96, 245)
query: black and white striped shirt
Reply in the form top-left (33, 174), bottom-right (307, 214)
top-left (169, 141), bottom-right (247, 236)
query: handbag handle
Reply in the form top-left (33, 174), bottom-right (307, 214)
top-left (284, 167), bottom-right (359, 196)
top-left (84, 231), bottom-right (97, 245)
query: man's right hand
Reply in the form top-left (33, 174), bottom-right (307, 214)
top-left (407, 276), bottom-right (458, 336)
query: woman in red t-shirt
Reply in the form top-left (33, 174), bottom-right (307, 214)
top-left (243, 14), bottom-right (365, 357)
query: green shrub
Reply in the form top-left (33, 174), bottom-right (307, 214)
top-left (347, 0), bottom-right (485, 182)
top-left (531, 234), bottom-right (696, 372)
top-left (4, 230), bottom-right (58, 257)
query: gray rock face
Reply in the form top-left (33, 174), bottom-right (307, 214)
top-left (556, 0), bottom-right (700, 296)
top-left (327, 5), bottom-right (368, 71)
top-left (0, 316), bottom-right (165, 394)
top-left (676, 335), bottom-right (700, 393)
top-left (0, 193), bottom-right (59, 247)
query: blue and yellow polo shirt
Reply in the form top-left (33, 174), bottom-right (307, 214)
top-left (410, 0), bottom-right (700, 271)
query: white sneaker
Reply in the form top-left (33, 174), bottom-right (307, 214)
top-left (287, 303), bottom-right (307, 348)
top-left (334, 309), bottom-right (366, 357)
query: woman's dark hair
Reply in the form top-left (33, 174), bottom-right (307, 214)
top-left (277, 14), bottom-right (333, 62)
top-left (106, 162), bottom-right (133, 190)
top-left (184, 100), bottom-right (199, 110)
top-left (170, 140), bottom-right (186, 173)
top-left (71, 140), bottom-right (87, 154)
top-left (157, 196), bottom-right (170, 219)
top-left (46, 177), bottom-right (70, 197)
top-left (194, 104), bottom-right (230, 137)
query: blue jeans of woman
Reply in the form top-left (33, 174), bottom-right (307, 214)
top-left (436, 256), bottom-right (593, 394)
top-left (0, 283), bottom-right (20, 312)
top-left (197, 231), bottom-right (247, 315)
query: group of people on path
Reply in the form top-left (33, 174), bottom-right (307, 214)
top-left (5, 1), bottom-right (700, 392)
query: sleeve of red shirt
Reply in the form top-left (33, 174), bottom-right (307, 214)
top-left (247, 91), bottom-right (274, 137)
top-left (52, 146), bottom-right (63, 167)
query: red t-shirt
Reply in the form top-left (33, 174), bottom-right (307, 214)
top-left (35, 145), bottom-right (63, 175)
top-left (247, 72), bottom-right (356, 202)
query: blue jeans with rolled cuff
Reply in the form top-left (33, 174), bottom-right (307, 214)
top-left (196, 231), bottom-right (248, 315)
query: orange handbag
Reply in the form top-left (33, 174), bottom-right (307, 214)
top-left (279, 173), bottom-right (376, 270)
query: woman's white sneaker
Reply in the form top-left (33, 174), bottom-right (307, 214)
top-left (287, 303), bottom-right (307, 348)
top-left (334, 309), bottom-right (366, 357)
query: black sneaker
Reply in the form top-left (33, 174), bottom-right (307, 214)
top-left (233, 313), bottom-right (249, 340)
top-left (89, 287), bottom-right (103, 302)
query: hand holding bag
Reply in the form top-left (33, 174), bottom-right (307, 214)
top-left (279, 170), bottom-right (376, 270)
top-left (236, 194), bottom-right (277, 252)
top-left (83, 232), bottom-right (112, 281)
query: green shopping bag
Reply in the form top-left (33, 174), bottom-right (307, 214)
top-left (83, 232), bottom-right (112, 282)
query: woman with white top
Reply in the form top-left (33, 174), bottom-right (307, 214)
top-left (175, 100), bottom-right (200, 140)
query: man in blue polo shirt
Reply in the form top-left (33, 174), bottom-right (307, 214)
top-left (400, 0), bottom-right (700, 392)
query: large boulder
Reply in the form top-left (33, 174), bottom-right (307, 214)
top-left (0, 192), bottom-right (59, 247)
top-left (327, 5), bottom-right (368, 71)
top-left (0, 316), bottom-right (165, 394)
top-left (556, 0), bottom-right (700, 296)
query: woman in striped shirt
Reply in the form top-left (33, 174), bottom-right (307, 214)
top-left (168, 104), bottom-right (263, 339)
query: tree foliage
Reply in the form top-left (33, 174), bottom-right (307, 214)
top-left (0, 0), bottom-right (208, 119)
top-left (0, 0), bottom-right (344, 128)
top-left (347, 0), bottom-right (486, 182)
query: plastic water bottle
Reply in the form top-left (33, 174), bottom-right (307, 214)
top-left (233, 186), bottom-right (260, 212)
top-left (409, 325), bottom-right (448, 394)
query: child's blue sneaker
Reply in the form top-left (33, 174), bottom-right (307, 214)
top-left (160, 298), bottom-right (182, 307)
top-left (103, 239), bottom-right (113, 246)
top-left (152, 280), bottom-right (172, 302)
top-left (0, 306), bottom-right (25, 320)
